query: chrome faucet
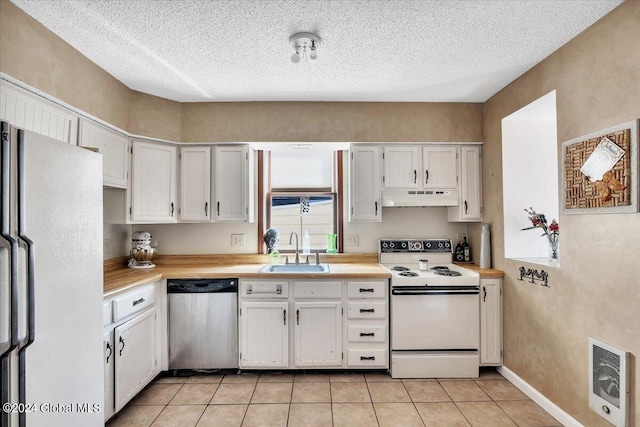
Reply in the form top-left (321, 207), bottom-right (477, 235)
top-left (289, 232), bottom-right (300, 264)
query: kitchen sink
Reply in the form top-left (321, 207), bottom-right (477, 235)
top-left (259, 263), bottom-right (330, 273)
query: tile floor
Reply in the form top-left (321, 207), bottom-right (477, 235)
top-left (106, 369), bottom-right (561, 427)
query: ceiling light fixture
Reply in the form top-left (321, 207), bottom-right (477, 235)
top-left (289, 32), bottom-right (322, 64)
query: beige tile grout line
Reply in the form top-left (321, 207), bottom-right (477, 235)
top-left (399, 378), bottom-right (428, 427)
top-left (364, 376), bottom-right (383, 427)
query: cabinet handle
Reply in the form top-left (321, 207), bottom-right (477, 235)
top-left (205, 202), bottom-right (208, 216)
top-left (483, 286), bottom-right (487, 302)
top-left (283, 309), bottom-right (286, 325)
top-left (105, 341), bottom-right (113, 363)
top-left (360, 332), bottom-right (375, 337)
top-left (132, 297), bottom-right (145, 306)
top-left (360, 356), bottom-right (375, 361)
top-left (374, 201), bottom-right (378, 216)
top-left (413, 169), bottom-right (417, 184)
top-left (360, 308), bottom-right (375, 313)
top-left (217, 201), bottom-right (220, 215)
top-left (425, 169), bottom-right (429, 184)
top-left (296, 309), bottom-right (300, 325)
top-left (464, 200), bottom-right (468, 214)
top-left (359, 288), bottom-right (375, 293)
top-left (119, 336), bottom-right (125, 356)
top-left (171, 202), bottom-right (175, 216)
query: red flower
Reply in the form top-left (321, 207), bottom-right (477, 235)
top-left (549, 220), bottom-right (559, 232)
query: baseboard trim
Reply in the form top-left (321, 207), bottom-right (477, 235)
top-left (497, 366), bottom-right (583, 427)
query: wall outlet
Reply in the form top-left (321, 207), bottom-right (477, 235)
top-left (231, 234), bottom-right (245, 247)
top-left (347, 234), bottom-right (359, 246)
top-left (456, 233), bottom-right (467, 243)
top-left (103, 239), bottom-right (110, 255)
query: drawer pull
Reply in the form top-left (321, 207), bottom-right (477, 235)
top-left (132, 297), bottom-right (145, 306)
top-left (360, 356), bottom-right (375, 361)
top-left (359, 332), bottom-right (375, 337)
top-left (360, 308), bottom-right (375, 313)
top-left (359, 288), bottom-right (375, 293)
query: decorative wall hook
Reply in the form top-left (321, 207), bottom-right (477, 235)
top-left (518, 266), bottom-right (549, 287)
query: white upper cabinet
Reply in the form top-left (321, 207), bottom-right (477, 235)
top-left (179, 146), bottom-right (211, 222)
top-left (79, 119), bottom-right (130, 189)
top-left (448, 145), bottom-right (482, 222)
top-left (349, 146), bottom-right (382, 222)
top-left (383, 146), bottom-right (421, 189)
top-left (383, 145), bottom-right (459, 190)
top-left (130, 141), bottom-right (177, 223)
top-left (213, 145), bottom-right (254, 222)
top-left (422, 146), bottom-right (459, 189)
top-left (0, 81), bottom-right (78, 144)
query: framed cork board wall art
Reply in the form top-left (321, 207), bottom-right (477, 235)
top-left (562, 120), bottom-right (638, 214)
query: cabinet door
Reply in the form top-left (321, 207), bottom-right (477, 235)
top-left (179, 146), bottom-right (211, 222)
top-left (114, 308), bottom-right (157, 412)
top-left (383, 146), bottom-right (420, 189)
top-left (480, 279), bottom-right (502, 366)
top-left (460, 146), bottom-right (482, 221)
top-left (79, 119), bottom-right (130, 188)
top-left (214, 146), bottom-right (250, 221)
top-left (131, 141), bottom-right (177, 223)
top-left (349, 146), bottom-right (381, 222)
top-left (240, 301), bottom-right (289, 368)
top-left (294, 302), bottom-right (343, 367)
top-left (422, 146), bottom-right (458, 189)
top-left (103, 329), bottom-right (115, 422)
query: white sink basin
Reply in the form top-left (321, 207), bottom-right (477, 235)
top-left (259, 263), bottom-right (330, 273)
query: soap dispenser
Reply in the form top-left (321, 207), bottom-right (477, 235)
top-left (302, 230), bottom-right (311, 255)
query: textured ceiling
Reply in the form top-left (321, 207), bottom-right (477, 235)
top-left (10, 0), bottom-right (623, 103)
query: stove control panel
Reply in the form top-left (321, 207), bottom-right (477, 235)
top-left (380, 239), bottom-right (452, 253)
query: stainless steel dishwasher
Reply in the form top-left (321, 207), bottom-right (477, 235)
top-left (167, 278), bottom-right (238, 369)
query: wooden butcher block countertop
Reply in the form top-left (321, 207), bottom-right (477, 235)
top-left (104, 254), bottom-right (391, 298)
top-left (454, 263), bottom-right (505, 278)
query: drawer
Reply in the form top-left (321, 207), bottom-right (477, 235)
top-left (241, 281), bottom-right (288, 298)
top-left (348, 348), bottom-right (387, 367)
top-left (348, 302), bottom-right (386, 319)
top-left (347, 325), bottom-right (386, 342)
top-left (294, 281), bottom-right (341, 299)
top-left (112, 284), bottom-right (156, 322)
top-left (347, 281), bottom-right (386, 299)
top-left (103, 301), bottom-right (111, 326)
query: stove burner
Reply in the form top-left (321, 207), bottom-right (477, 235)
top-left (434, 270), bottom-right (462, 277)
top-left (431, 266), bottom-right (449, 270)
top-left (398, 271), bottom-right (419, 277)
top-left (391, 266), bottom-right (410, 271)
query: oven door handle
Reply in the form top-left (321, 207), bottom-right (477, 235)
top-left (392, 287), bottom-right (479, 295)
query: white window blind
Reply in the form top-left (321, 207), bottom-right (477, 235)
top-left (270, 150), bottom-right (333, 189)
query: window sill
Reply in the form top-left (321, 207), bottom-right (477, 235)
top-left (510, 257), bottom-right (560, 269)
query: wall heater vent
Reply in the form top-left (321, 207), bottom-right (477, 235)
top-left (588, 337), bottom-right (629, 427)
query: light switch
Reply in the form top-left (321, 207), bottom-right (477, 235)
top-left (231, 234), bottom-right (245, 247)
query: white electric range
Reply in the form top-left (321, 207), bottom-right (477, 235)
top-left (380, 239), bottom-right (481, 379)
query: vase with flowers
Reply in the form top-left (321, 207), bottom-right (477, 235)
top-left (522, 207), bottom-right (559, 261)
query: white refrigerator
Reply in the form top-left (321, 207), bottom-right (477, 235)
top-left (1, 121), bottom-right (104, 426)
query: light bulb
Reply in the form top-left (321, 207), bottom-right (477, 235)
top-left (290, 51), bottom-right (300, 63)
top-left (310, 47), bottom-right (317, 61)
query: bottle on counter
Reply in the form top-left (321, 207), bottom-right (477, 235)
top-left (270, 248), bottom-right (280, 265)
top-left (302, 230), bottom-right (311, 255)
top-left (463, 237), bottom-right (471, 262)
top-left (455, 240), bottom-right (465, 262)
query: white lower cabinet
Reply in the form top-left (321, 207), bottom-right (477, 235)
top-left (240, 301), bottom-right (289, 368)
top-left (480, 278), bottom-right (502, 366)
top-left (238, 279), bottom-right (388, 370)
top-left (114, 307), bottom-right (158, 412)
top-left (294, 301), bottom-right (342, 367)
top-left (345, 281), bottom-right (388, 368)
top-left (103, 281), bottom-right (163, 420)
top-left (103, 330), bottom-right (115, 422)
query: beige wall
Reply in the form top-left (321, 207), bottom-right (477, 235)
top-left (477, 1), bottom-right (640, 425)
top-left (182, 101), bottom-right (482, 142)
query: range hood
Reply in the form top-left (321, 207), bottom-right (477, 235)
top-left (381, 189), bottom-right (460, 207)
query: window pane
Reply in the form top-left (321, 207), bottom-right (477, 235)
top-left (270, 195), bottom-right (334, 251)
top-left (270, 150), bottom-right (333, 188)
